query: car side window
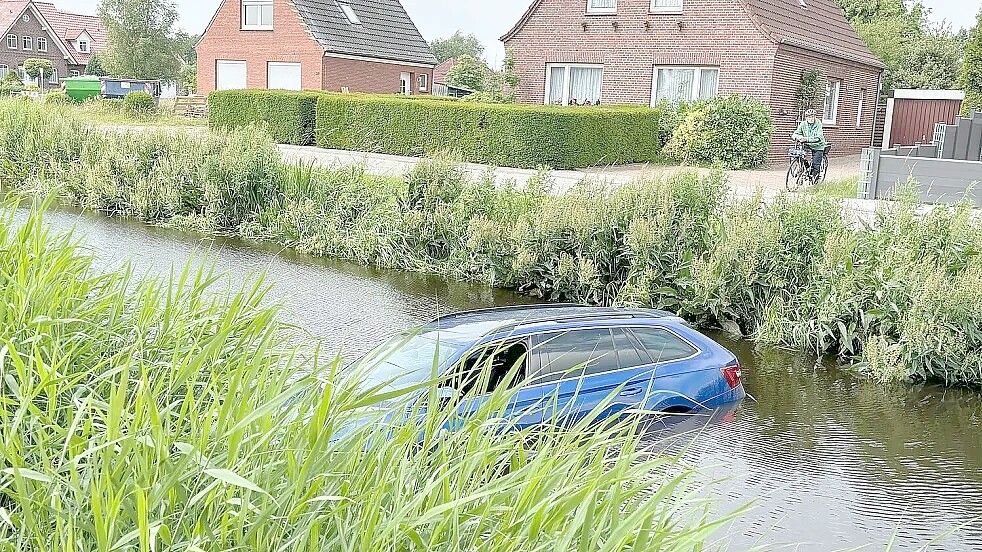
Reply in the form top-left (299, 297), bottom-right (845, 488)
top-left (629, 328), bottom-right (698, 363)
top-left (611, 328), bottom-right (648, 369)
top-left (530, 328), bottom-right (619, 383)
top-left (447, 340), bottom-right (528, 395)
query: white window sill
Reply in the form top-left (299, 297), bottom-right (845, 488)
top-left (585, 10), bottom-right (617, 16)
top-left (241, 25), bottom-right (273, 31)
top-left (822, 121), bottom-right (837, 127)
top-left (649, 8), bottom-right (683, 14)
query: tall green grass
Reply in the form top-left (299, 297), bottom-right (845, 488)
top-left (0, 202), bottom-right (730, 550)
top-left (3, 98), bottom-right (982, 387)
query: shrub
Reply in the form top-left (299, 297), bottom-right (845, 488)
top-left (123, 91), bottom-right (156, 116)
top-left (209, 89), bottom-right (321, 146)
top-left (664, 95), bottom-right (775, 170)
top-left (314, 93), bottom-right (663, 170)
top-left (43, 91), bottom-right (72, 105)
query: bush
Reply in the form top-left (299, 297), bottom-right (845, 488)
top-left (209, 89), bottom-right (321, 146)
top-left (43, 91), bottom-right (72, 105)
top-left (664, 95), bottom-right (775, 170)
top-left (314, 93), bottom-right (663, 170)
top-left (123, 91), bottom-right (156, 116)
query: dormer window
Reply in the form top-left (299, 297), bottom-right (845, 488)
top-left (338, 2), bottom-right (361, 25)
top-left (650, 0), bottom-right (683, 13)
top-left (587, 0), bottom-right (616, 14)
top-left (242, 0), bottom-right (273, 30)
top-left (78, 39), bottom-right (89, 53)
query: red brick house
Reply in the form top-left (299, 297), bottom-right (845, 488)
top-left (197, 0), bottom-right (437, 96)
top-left (0, 1), bottom-right (106, 89)
top-left (502, 0), bottom-right (885, 160)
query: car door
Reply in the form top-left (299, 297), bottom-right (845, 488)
top-left (443, 339), bottom-right (530, 426)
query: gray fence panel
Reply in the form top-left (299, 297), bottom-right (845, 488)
top-left (955, 118), bottom-right (972, 160)
top-left (969, 118), bottom-right (982, 161)
top-left (941, 125), bottom-right (959, 159)
top-left (914, 145), bottom-right (938, 158)
top-left (874, 156), bottom-right (982, 205)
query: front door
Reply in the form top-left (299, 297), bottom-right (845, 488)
top-left (400, 72), bottom-right (411, 95)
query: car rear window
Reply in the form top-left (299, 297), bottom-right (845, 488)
top-left (611, 328), bottom-right (648, 369)
top-left (530, 328), bottom-right (619, 383)
top-left (630, 328), bottom-right (699, 363)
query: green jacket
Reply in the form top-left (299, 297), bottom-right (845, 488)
top-left (794, 121), bottom-right (828, 151)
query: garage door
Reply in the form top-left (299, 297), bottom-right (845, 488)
top-left (216, 60), bottom-right (247, 91)
top-left (267, 62), bottom-right (302, 91)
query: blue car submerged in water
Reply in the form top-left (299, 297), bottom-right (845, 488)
top-left (354, 305), bottom-right (745, 428)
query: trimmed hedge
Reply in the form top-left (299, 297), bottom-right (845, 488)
top-left (313, 94), bottom-right (663, 169)
top-left (209, 89), bottom-right (321, 146)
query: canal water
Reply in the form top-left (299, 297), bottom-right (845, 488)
top-left (26, 209), bottom-right (982, 551)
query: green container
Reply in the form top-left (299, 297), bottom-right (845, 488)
top-left (64, 76), bottom-right (102, 102)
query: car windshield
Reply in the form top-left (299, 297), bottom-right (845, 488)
top-left (354, 331), bottom-right (467, 393)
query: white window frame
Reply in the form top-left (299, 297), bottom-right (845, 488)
top-left (337, 1), bottom-right (362, 24)
top-left (650, 65), bottom-right (719, 106)
top-left (241, 0), bottom-right (273, 31)
top-left (77, 39), bottom-right (89, 53)
top-left (544, 63), bottom-right (604, 106)
top-left (400, 72), bottom-right (412, 96)
top-left (37, 37), bottom-right (46, 52)
top-left (70, 70), bottom-right (80, 77)
top-left (650, 0), bottom-right (683, 14)
top-left (6, 35), bottom-right (16, 49)
top-left (417, 73), bottom-right (428, 92)
top-left (48, 67), bottom-right (58, 84)
top-left (586, 0), bottom-right (617, 15)
top-left (824, 79), bottom-right (841, 126)
top-left (856, 87), bottom-right (866, 129)
top-left (22, 36), bottom-right (32, 51)
top-left (0, 65), bottom-right (7, 79)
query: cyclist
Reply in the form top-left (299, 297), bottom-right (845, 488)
top-left (792, 109), bottom-right (828, 182)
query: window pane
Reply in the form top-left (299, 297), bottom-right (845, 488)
top-left (591, 0), bottom-right (616, 8)
top-left (630, 328), bottom-right (698, 363)
top-left (612, 329), bottom-right (647, 369)
top-left (0, 66), bottom-right (7, 78)
top-left (568, 67), bottom-right (602, 105)
top-left (532, 329), bottom-right (619, 382)
top-left (548, 66), bottom-right (565, 105)
top-left (260, 4), bottom-right (273, 26)
top-left (656, 68), bottom-right (694, 103)
top-left (698, 68), bottom-right (719, 100)
top-left (652, 0), bottom-right (682, 7)
top-left (49, 68), bottom-right (58, 83)
top-left (824, 81), bottom-right (839, 121)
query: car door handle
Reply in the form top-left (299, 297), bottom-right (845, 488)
top-left (621, 387), bottom-right (644, 397)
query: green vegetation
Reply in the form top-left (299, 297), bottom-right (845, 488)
top-left (22, 58), bottom-right (54, 84)
top-left (53, 98), bottom-right (207, 127)
top-left (313, 92), bottom-right (663, 169)
top-left (97, 0), bottom-right (185, 82)
top-left (429, 31), bottom-right (485, 63)
top-left (0, 203), bottom-right (726, 550)
top-left (4, 99), bottom-right (981, 387)
top-left (663, 96), bottom-right (775, 170)
top-left (961, 11), bottom-right (982, 115)
top-left (836, 0), bottom-right (963, 92)
top-left (123, 91), bottom-right (157, 116)
top-left (42, 91), bottom-right (72, 105)
top-left (210, 89), bottom-right (321, 145)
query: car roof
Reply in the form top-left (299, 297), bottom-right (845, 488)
top-left (422, 304), bottom-right (678, 343)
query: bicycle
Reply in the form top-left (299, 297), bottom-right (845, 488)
top-left (786, 139), bottom-right (831, 192)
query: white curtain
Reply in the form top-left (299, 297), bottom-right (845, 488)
top-left (548, 67), bottom-right (565, 104)
top-left (656, 68), bottom-right (694, 103)
top-left (698, 68), bottom-right (718, 100)
top-left (590, 0), bottom-right (616, 8)
top-left (568, 67), bottom-right (602, 105)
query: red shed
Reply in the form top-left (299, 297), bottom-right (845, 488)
top-left (882, 89), bottom-right (964, 147)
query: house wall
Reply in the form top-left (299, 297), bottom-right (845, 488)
top-left (322, 55), bottom-right (433, 95)
top-left (503, 0), bottom-right (778, 106)
top-left (769, 45), bottom-right (881, 161)
top-left (0, 6), bottom-right (71, 89)
top-left (196, 0), bottom-right (325, 94)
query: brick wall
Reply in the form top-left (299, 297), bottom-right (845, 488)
top-left (322, 56), bottom-right (433, 95)
top-left (770, 45), bottom-right (882, 161)
top-left (0, 7), bottom-right (70, 89)
top-left (196, 0), bottom-right (325, 94)
top-left (503, 0), bottom-right (778, 107)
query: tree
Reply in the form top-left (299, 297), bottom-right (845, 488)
top-left (961, 11), bottom-right (982, 114)
top-left (446, 55), bottom-right (488, 92)
top-left (85, 53), bottom-right (108, 76)
top-left (97, 0), bottom-right (183, 82)
top-left (429, 32), bottom-right (484, 64)
top-left (23, 58), bottom-right (54, 86)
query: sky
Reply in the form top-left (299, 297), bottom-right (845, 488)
top-left (59, 0), bottom-right (982, 65)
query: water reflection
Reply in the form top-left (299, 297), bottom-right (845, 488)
top-left (25, 209), bottom-right (982, 551)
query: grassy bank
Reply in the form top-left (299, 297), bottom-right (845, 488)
top-left (49, 97), bottom-right (207, 128)
top-left (0, 203), bottom-right (727, 550)
top-left (2, 99), bottom-right (981, 387)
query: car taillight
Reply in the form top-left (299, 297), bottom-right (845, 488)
top-left (721, 363), bottom-right (742, 389)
